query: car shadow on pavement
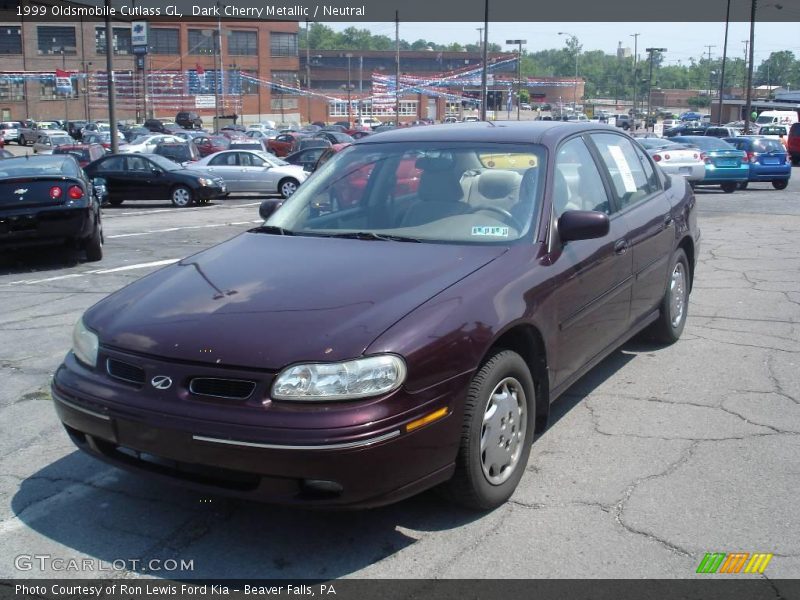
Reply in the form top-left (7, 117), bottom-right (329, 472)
top-left (11, 450), bottom-right (484, 579)
top-left (11, 338), bottom-right (664, 579)
top-left (0, 246), bottom-right (82, 276)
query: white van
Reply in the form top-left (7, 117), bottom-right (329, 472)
top-left (754, 110), bottom-right (798, 129)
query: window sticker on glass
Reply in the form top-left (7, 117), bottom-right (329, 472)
top-left (472, 226), bottom-right (510, 237)
top-left (607, 145), bottom-right (638, 193)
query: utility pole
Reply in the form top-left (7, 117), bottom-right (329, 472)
top-left (306, 18), bottom-right (311, 124)
top-left (704, 44), bottom-right (716, 98)
top-left (395, 11), bottom-right (400, 125)
top-left (506, 40), bottom-right (526, 121)
top-left (217, 0), bottom-right (225, 119)
top-left (717, 0), bottom-right (731, 125)
top-left (630, 33), bottom-right (639, 130)
top-left (743, 0), bottom-right (756, 134)
top-left (742, 39), bottom-right (749, 92)
top-left (346, 53), bottom-right (353, 126)
top-left (480, 0), bottom-right (488, 121)
top-left (104, 0), bottom-right (118, 153)
top-left (646, 47), bottom-right (666, 132)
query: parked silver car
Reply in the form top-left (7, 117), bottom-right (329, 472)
top-left (0, 121), bottom-right (23, 144)
top-left (636, 137), bottom-right (706, 184)
top-left (193, 149), bottom-right (308, 198)
top-left (32, 131), bottom-right (74, 155)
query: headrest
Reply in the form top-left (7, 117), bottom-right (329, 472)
top-left (477, 170), bottom-right (521, 200)
top-left (415, 156), bottom-right (453, 172)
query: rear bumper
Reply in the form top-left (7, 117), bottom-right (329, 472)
top-left (659, 163), bottom-right (705, 182)
top-left (748, 165), bottom-right (792, 181)
top-left (698, 165), bottom-right (749, 184)
top-left (0, 206), bottom-right (93, 248)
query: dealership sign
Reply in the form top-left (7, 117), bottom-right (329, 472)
top-left (195, 95), bottom-right (216, 108)
top-left (131, 22), bottom-right (148, 47)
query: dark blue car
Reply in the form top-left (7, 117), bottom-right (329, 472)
top-left (722, 136), bottom-right (791, 190)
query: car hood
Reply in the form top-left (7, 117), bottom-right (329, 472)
top-left (85, 233), bottom-right (507, 369)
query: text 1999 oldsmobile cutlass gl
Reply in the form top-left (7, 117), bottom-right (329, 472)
top-left (52, 122), bottom-right (700, 509)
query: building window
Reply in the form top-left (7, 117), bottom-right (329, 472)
top-left (40, 77), bottom-right (78, 100)
top-left (188, 29), bottom-right (215, 55)
top-left (37, 26), bottom-right (77, 55)
top-left (0, 77), bottom-right (24, 101)
top-left (229, 30), bottom-right (257, 56)
top-left (271, 70), bottom-right (299, 84)
top-left (239, 70), bottom-right (259, 95)
top-left (150, 28), bottom-right (179, 55)
top-left (270, 98), bottom-right (298, 110)
top-left (328, 100), bottom-right (418, 117)
top-left (95, 27), bottom-right (132, 55)
top-left (270, 32), bottom-right (297, 57)
top-left (0, 27), bottom-right (22, 55)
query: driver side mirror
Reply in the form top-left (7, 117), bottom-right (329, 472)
top-left (151, 168), bottom-right (162, 175)
top-left (557, 210), bottom-right (610, 242)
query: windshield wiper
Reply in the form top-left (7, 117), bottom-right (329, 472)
top-left (327, 231), bottom-right (422, 242)
top-left (251, 225), bottom-right (295, 236)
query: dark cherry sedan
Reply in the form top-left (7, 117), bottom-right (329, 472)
top-left (52, 122), bottom-right (699, 509)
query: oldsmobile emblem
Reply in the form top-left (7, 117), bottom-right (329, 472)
top-left (151, 375), bottom-right (173, 390)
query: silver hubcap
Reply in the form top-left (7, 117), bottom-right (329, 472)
top-left (669, 262), bottom-right (686, 328)
top-left (480, 377), bottom-right (527, 485)
top-left (173, 188), bottom-right (190, 206)
top-left (282, 181), bottom-right (297, 197)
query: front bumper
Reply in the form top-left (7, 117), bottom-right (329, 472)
top-left (0, 206), bottom-right (92, 248)
top-left (196, 184), bottom-right (226, 200)
top-left (51, 351), bottom-right (465, 508)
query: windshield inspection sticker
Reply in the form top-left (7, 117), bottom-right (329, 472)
top-left (472, 226), bottom-right (509, 237)
top-left (607, 145), bottom-right (638, 193)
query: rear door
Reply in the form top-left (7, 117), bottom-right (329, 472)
top-left (90, 155), bottom-right (129, 199)
top-left (588, 132), bottom-right (674, 327)
top-left (205, 152), bottom-right (245, 192)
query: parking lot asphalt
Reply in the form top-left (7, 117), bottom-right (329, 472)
top-left (0, 151), bottom-right (798, 583)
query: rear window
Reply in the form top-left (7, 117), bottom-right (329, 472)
top-left (54, 148), bottom-right (90, 162)
top-left (754, 139), bottom-right (785, 153)
top-left (0, 156), bottom-right (79, 177)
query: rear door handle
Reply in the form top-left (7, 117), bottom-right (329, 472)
top-left (614, 239), bottom-right (629, 255)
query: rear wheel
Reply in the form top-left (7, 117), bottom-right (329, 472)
top-left (720, 182), bottom-right (737, 193)
top-left (83, 215), bottom-right (103, 262)
top-left (19, 135), bottom-right (27, 146)
top-left (772, 179), bottom-right (788, 190)
top-left (442, 349), bottom-right (536, 510)
top-left (648, 248), bottom-right (689, 344)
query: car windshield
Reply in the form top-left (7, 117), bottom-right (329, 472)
top-left (50, 136), bottom-right (72, 146)
top-left (269, 142), bottom-right (545, 244)
top-left (638, 138), bottom-right (679, 150)
top-left (147, 154), bottom-right (182, 171)
top-left (55, 148), bottom-right (90, 162)
top-left (0, 156), bottom-right (78, 177)
top-left (254, 152), bottom-right (288, 167)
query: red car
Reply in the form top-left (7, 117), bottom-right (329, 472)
top-left (52, 144), bottom-right (106, 168)
top-left (268, 133), bottom-right (302, 157)
top-left (788, 122), bottom-right (800, 166)
top-left (194, 135), bottom-right (230, 157)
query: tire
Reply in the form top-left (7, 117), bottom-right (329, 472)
top-left (171, 185), bottom-right (194, 207)
top-left (772, 179), bottom-right (788, 190)
top-left (19, 135), bottom-right (26, 146)
top-left (738, 181), bottom-right (749, 190)
top-left (648, 248), bottom-right (689, 344)
top-left (442, 349), bottom-right (536, 510)
top-left (279, 178), bottom-right (299, 199)
top-left (83, 215), bottom-right (103, 262)
top-left (108, 197), bottom-right (124, 207)
top-left (791, 156), bottom-right (799, 166)
top-left (720, 182), bottom-right (737, 193)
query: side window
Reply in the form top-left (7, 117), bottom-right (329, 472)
top-left (127, 156), bottom-right (149, 171)
top-left (391, 156), bottom-right (422, 197)
top-left (242, 153), bottom-right (265, 167)
top-left (95, 156), bottom-right (125, 172)
top-left (553, 137), bottom-right (611, 218)
top-left (590, 133), bottom-right (657, 210)
top-left (209, 153), bottom-right (236, 166)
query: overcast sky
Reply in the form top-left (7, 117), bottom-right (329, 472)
top-left (328, 22), bottom-right (800, 68)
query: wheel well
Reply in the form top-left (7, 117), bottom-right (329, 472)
top-left (678, 236), bottom-right (695, 291)
top-left (486, 325), bottom-right (550, 433)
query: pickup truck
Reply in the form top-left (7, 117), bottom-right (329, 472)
top-left (18, 121), bottom-right (63, 146)
top-left (613, 114), bottom-right (643, 131)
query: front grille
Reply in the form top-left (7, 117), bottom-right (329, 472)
top-left (189, 377), bottom-right (256, 400)
top-left (106, 358), bottom-right (145, 385)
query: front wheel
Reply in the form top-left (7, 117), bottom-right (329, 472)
top-left (442, 349), bottom-right (536, 510)
top-left (772, 179), bottom-right (788, 190)
top-left (171, 185), bottom-right (194, 207)
top-left (279, 178), bottom-right (299, 199)
top-left (648, 248), bottom-right (689, 344)
top-left (720, 182), bottom-right (737, 193)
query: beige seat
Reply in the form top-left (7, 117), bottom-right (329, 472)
top-left (465, 170), bottom-right (522, 211)
top-left (400, 158), bottom-right (469, 227)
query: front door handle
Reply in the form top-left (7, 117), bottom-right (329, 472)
top-left (614, 239), bottom-right (629, 255)
top-left (664, 215), bottom-right (674, 228)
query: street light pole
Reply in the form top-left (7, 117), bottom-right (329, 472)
top-left (558, 32), bottom-right (578, 111)
top-left (743, 0), bottom-right (756, 134)
top-left (645, 47), bottom-right (666, 132)
top-left (346, 53), bottom-right (353, 126)
top-left (305, 19), bottom-right (311, 125)
top-left (717, 0), bottom-right (731, 125)
top-left (59, 45), bottom-right (68, 125)
top-left (630, 33), bottom-right (639, 130)
top-left (480, 0), bottom-right (488, 121)
top-left (506, 39), bottom-right (526, 121)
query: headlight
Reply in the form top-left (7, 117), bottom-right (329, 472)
top-left (72, 318), bottom-right (99, 368)
top-left (272, 355), bottom-right (406, 401)
top-left (198, 177), bottom-right (214, 186)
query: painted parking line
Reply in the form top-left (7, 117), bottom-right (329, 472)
top-left (107, 220), bottom-right (261, 239)
top-left (4, 258), bottom-right (181, 286)
top-left (105, 201), bottom-right (263, 218)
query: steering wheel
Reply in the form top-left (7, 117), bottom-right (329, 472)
top-left (470, 205), bottom-right (522, 231)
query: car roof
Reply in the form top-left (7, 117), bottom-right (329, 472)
top-left (357, 121), bottom-right (615, 145)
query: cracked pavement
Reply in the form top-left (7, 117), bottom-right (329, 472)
top-left (0, 170), bottom-right (799, 583)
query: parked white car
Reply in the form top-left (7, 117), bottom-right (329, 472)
top-left (119, 134), bottom-right (183, 154)
top-left (193, 149), bottom-right (308, 198)
top-left (32, 131), bottom-right (73, 155)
